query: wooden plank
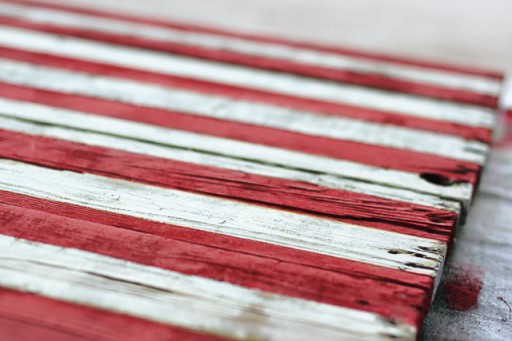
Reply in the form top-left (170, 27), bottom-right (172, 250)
top-left (0, 26), bottom-right (497, 127)
top-left (0, 197), bottom-right (434, 326)
top-left (0, 47), bottom-right (493, 142)
top-left (0, 0), bottom-right (501, 339)
top-left (0, 56), bottom-right (490, 163)
top-left (0, 128), bottom-right (460, 241)
top-left (0, 236), bottom-right (417, 340)
top-left (424, 137), bottom-right (512, 339)
top-left (0, 96), bottom-right (475, 205)
top-left (2, 0), bottom-right (504, 81)
top-left (0, 0), bottom-right (502, 107)
top-left (0, 159), bottom-right (447, 275)
top-left (0, 287), bottom-right (230, 341)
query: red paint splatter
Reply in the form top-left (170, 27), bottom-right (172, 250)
top-left (442, 265), bottom-right (483, 311)
top-left (507, 110), bottom-right (512, 121)
top-left (493, 110), bottom-right (512, 149)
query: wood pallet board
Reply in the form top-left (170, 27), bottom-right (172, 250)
top-left (0, 0), bottom-right (503, 340)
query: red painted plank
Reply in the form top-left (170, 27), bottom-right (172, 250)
top-left (0, 198), bottom-right (433, 327)
top-left (0, 17), bottom-right (498, 107)
top-left (0, 288), bottom-right (226, 341)
top-left (0, 47), bottom-right (492, 143)
top-left (0, 128), bottom-right (457, 241)
top-left (2, 0), bottom-right (504, 81)
top-left (0, 79), bottom-right (482, 186)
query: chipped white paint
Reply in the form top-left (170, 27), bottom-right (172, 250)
top-left (0, 115), bottom-right (461, 212)
top-left (0, 59), bottom-right (489, 163)
top-left (0, 159), bottom-right (446, 276)
top-left (0, 235), bottom-right (417, 341)
top-left (0, 27), bottom-right (496, 128)
top-left (0, 2), bottom-right (502, 97)
top-left (0, 98), bottom-right (473, 205)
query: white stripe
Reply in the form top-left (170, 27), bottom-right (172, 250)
top-left (0, 58), bottom-right (488, 163)
top-left (0, 97), bottom-right (473, 206)
top-left (0, 26), bottom-right (496, 128)
top-left (0, 2), bottom-right (501, 97)
top-left (0, 114), bottom-right (461, 212)
top-left (0, 159), bottom-right (446, 276)
top-left (0, 236), bottom-right (416, 340)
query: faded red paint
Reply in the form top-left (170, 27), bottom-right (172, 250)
top-left (0, 77), bottom-right (483, 185)
top-left (0, 129), bottom-right (457, 241)
top-left (1, 0), bottom-right (504, 108)
top-left (0, 47), bottom-right (493, 143)
top-left (0, 192), bottom-right (433, 327)
top-left (442, 265), bottom-right (483, 311)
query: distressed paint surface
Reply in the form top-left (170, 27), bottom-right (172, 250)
top-left (0, 128), bottom-right (460, 241)
top-left (0, 95), bottom-right (477, 205)
top-left (0, 236), bottom-right (419, 341)
top-left (0, 160), bottom-right (447, 275)
top-left (0, 27), bottom-right (497, 127)
top-left (0, 97), bottom-right (476, 205)
top-left (0, 194), bottom-right (437, 324)
top-left (0, 1), bottom-right (502, 107)
top-left (0, 58), bottom-right (490, 163)
top-left (0, 1), bottom-right (502, 340)
top-left (0, 47), bottom-right (494, 142)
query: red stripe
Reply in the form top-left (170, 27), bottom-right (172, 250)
top-left (0, 128), bottom-right (457, 241)
top-left (2, 0), bottom-right (504, 80)
top-left (0, 81), bottom-right (482, 186)
top-left (0, 194), bottom-right (433, 327)
top-left (0, 46), bottom-right (491, 143)
top-left (0, 288), bottom-right (226, 341)
top-left (0, 18), bottom-right (498, 107)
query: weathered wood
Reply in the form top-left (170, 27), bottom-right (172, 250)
top-left (0, 0), bottom-right (502, 107)
top-left (0, 197), bottom-right (433, 326)
top-left (0, 0), bottom-right (501, 339)
top-left (0, 128), bottom-right (460, 241)
top-left (0, 94), bottom-right (477, 205)
top-left (0, 287), bottom-right (227, 341)
top-left (0, 56), bottom-right (490, 162)
top-left (0, 26), bottom-right (497, 127)
top-left (1, 47), bottom-right (494, 142)
top-left (0, 160), bottom-right (447, 275)
top-left (0, 236), bottom-right (419, 340)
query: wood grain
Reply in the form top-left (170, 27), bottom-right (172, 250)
top-left (0, 159), bottom-right (447, 275)
top-left (0, 27), bottom-right (497, 127)
top-left (0, 198), bottom-right (433, 326)
top-left (0, 0), bottom-right (502, 107)
top-left (0, 32), bottom-right (490, 162)
top-left (0, 47), bottom-right (494, 143)
top-left (0, 1), bottom-right (500, 339)
top-left (0, 127), bottom-right (459, 241)
top-left (0, 235), bottom-right (417, 340)
top-left (0, 91), bottom-right (477, 206)
top-left (0, 288), bottom-right (225, 341)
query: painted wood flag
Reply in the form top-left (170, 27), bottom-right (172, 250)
top-left (0, 0), bottom-right (504, 340)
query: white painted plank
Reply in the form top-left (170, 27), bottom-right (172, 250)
top-left (0, 159), bottom-right (446, 276)
top-left (0, 57), bottom-right (489, 163)
top-left (0, 2), bottom-right (501, 96)
top-left (0, 98), bottom-right (473, 205)
top-left (0, 114), bottom-right (461, 213)
top-left (0, 235), bottom-right (416, 341)
top-left (0, 26), bottom-right (496, 128)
